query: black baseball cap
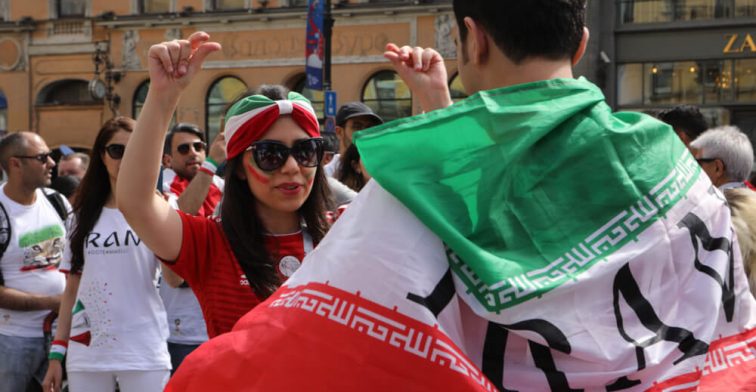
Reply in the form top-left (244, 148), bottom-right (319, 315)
top-left (335, 102), bottom-right (384, 127)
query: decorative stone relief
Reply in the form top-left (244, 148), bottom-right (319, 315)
top-left (123, 30), bottom-right (141, 71)
top-left (435, 14), bottom-right (455, 59)
top-left (0, 37), bottom-right (24, 72)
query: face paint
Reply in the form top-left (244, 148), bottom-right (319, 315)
top-left (246, 161), bottom-right (271, 185)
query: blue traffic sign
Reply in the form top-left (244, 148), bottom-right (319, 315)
top-left (325, 90), bottom-right (337, 117)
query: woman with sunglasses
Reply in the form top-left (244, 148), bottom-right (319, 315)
top-left (116, 32), bottom-right (330, 338)
top-left (42, 117), bottom-right (171, 392)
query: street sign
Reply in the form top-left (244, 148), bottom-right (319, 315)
top-left (324, 116), bottom-right (336, 134)
top-left (325, 90), bottom-right (337, 117)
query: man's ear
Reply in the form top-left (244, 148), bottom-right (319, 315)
top-left (572, 27), bottom-right (590, 66)
top-left (464, 17), bottom-right (489, 65)
top-left (162, 154), bottom-right (172, 168)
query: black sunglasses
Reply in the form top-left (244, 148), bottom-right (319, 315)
top-left (105, 144), bottom-right (126, 160)
top-left (176, 141), bottom-right (206, 155)
top-left (14, 152), bottom-right (52, 163)
top-left (247, 138), bottom-right (325, 172)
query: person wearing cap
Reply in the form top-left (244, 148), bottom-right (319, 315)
top-left (116, 32), bottom-right (331, 338)
top-left (324, 102), bottom-right (383, 177)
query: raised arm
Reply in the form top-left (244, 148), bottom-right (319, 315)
top-left (176, 132), bottom-right (226, 215)
top-left (117, 32), bottom-right (221, 261)
top-left (384, 43), bottom-right (453, 113)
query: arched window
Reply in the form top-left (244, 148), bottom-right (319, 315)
top-left (133, 80), bottom-right (150, 120)
top-left (292, 75), bottom-right (325, 121)
top-left (36, 79), bottom-right (97, 106)
top-left (361, 70), bottom-right (412, 122)
top-left (449, 72), bottom-right (467, 102)
top-left (206, 76), bottom-right (247, 142)
top-left (0, 92), bottom-right (7, 134)
top-left (133, 80), bottom-right (177, 129)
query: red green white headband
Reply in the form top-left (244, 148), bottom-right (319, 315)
top-left (224, 92), bottom-right (320, 160)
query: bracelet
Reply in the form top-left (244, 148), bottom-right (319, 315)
top-left (49, 340), bottom-right (68, 361)
top-left (205, 157), bottom-right (219, 168)
top-left (201, 159), bottom-right (218, 175)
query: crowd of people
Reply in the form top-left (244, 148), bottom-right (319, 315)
top-left (1, 0), bottom-right (756, 391)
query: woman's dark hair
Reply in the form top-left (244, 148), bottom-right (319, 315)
top-left (69, 117), bottom-right (136, 273)
top-left (221, 84), bottom-right (331, 299)
top-left (336, 143), bottom-right (367, 192)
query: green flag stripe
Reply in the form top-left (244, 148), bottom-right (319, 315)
top-left (449, 152), bottom-right (701, 311)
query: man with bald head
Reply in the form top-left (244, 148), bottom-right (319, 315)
top-left (0, 132), bottom-right (69, 392)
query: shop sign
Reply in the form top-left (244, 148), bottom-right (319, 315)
top-left (723, 33), bottom-right (756, 54)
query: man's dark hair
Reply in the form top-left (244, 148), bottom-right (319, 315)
top-left (164, 123), bottom-right (205, 155)
top-left (0, 133), bottom-right (28, 172)
top-left (657, 105), bottom-right (709, 141)
top-left (453, 0), bottom-right (586, 64)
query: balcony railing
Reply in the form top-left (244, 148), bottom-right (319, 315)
top-left (618, 0), bottom-right (756, 24)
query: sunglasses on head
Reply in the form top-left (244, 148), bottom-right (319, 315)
top-left (104, 144), bottom-right (126, 160)
top-left (14, 152), bottom-right (52, 163)
top-left (247, 138), bottom-right (325, 172)
top-left (176, 141), bottom-right (206, 155)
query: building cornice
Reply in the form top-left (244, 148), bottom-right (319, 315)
top-left (93, 4), bottom-right (451, 29)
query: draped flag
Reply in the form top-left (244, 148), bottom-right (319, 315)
top-left (167, 78), bottom-right (756, 391)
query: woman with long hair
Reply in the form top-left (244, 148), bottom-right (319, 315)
top-left (336, 143), bottom-right (371, 192)
top-left (42, 117), bottom-right (170, 392)
top-left (116, 32), bottom-right (330, 338)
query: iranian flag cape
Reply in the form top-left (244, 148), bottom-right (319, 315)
top-left (167, 78), bottom-right (756, 391)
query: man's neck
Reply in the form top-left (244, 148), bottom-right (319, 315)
top-left (479, 55), bottom-right (575, 91)
top-left (3, 181), bottom-right (37, 205)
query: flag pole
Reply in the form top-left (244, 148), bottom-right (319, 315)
top-left (323, 0), bottom-right (333, 95)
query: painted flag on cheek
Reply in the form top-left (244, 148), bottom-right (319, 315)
top-left (167, 78), bottom-right (756, 391)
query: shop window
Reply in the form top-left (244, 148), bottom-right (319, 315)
top-left (293, 75), bottom-right (325, 120)
top-left (213, 0), bottom-right (247, 9)
top-left (735, 58), bottom-right (756, 102)
top-left (140, 0), bottom-right (172, 13)
top-left (642, 61), bottom-right (704, 105)
top-left (449, 72), bottom-right (467, 102)
top-left (206, 76), bottom-right (247, 142)
top-left (618, 0), bottom-right (756, 24)
top-left (617, 64), bottom-right (644, 106)
top-left (57, 0), bottom-right (86, 17)
top-left (0, 92), bottom-right (7, 134)
top-left (362, 70), bottom-right (412, 122)
top-left (37, 80), bottom-right (96, 106)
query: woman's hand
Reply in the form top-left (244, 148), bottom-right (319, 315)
top-left (41, 359), bottom-right (64, 392)
top-left (384, 43), bottom-right (453, 112)
top-left (147, 31), bottom-right (222, 96)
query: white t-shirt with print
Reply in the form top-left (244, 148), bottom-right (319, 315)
top-left (60, 207), bottom-right (170, 372)
top-left (0, 185), bottom-right (68, 338)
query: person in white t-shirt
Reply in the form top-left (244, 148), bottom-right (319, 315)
top-left (0, 131), bottom-right (68, 392)
top-left (43, 117), bottom-right (171, 392)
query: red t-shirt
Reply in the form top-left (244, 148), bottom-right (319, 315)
top-left (165, 211), bottom-right (307, 338)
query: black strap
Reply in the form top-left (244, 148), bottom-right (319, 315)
top-left (0, 201), bottom-right (10, 286)
top-left (43, 189), bottom-right (68, 222)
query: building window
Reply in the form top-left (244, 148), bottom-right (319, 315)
top-left (617, 0), bottom-right (756, 24)
top-left (57, 0), bottom-right (86, 17)
top-left (449, 72), bottom-right (467, 102)
top-left (140, 0), bottom-right (172, 13)
top-left (206, 76), bottom-right (247, 142)
top-left (0, 92), bottom-right (7, 135)
top-left (362, 70), bottom-right (412, 122)
top-left (616, 59), bottom-right (753, 107)
top-left (288, 0), bottom-right (308, 6)
top-left (133, 80), bottom-right (150, 120)
top-left (735, 58), bottom-right (756, 102)
top-left (36, 80), bottom-right (97, 106)
top-left (213, 0), bottom-right (247, 9)
top-left (293, 75), bottom-right (325, 121)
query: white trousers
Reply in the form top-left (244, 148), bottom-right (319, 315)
top-left (67, 370), bottom-right (170, 392)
